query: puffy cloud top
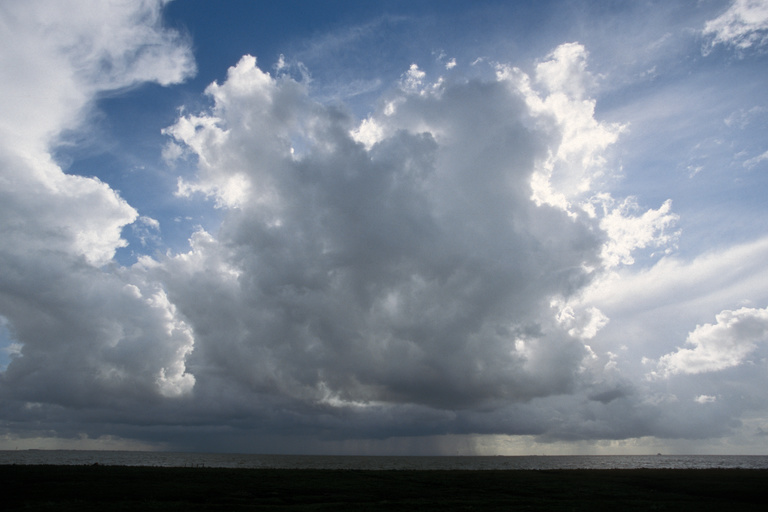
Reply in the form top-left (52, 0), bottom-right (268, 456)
top-left (654, 306), bottom-right (768, 377)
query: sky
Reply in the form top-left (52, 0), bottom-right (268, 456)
top-left (1, 0), bottom-right (768, 455)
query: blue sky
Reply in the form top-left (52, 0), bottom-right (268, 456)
top-left (1, 0), bottom-right (768, 455)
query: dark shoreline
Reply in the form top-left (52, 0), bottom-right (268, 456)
top-left (3, 465), bottom-right (767, 510)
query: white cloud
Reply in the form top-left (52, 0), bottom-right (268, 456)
top-left (0, 0), bottom-right (194, 264)
top-left (653, 306), bottom-right (768, 377)
top-left (534, 42), bottom-right (595, 99)
top-left (497, 44), bottom-right (627, 214)
top-left (559, 236), bottom-right (768, 436)
top-left (724, 106), bottom-right (768, 129)
top-left (744, 149), bottom-right (768, 168)
top-left (0, 0), bottom-right (198, 433)
top-left (399, 63), bottom-right (427, 93)
top-left (597, 197), bottom-right (679, 267)
top-left (578, 237), bottom-right (768, 319)
top-left (0, 151), bottom-right (138, 266)
top-left (496, 44), bottom-right (676, 276)
top-left (703, 0), bottom-right (768, 54)
top-left (0, 0), bottom-right (195, 153)
top-left (350, 117), bottom-right (385, 149)
top-left (146, 289), bottom-right (196, 397)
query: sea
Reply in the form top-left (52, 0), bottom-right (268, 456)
top-left (2, 451), bottom-right (768, 470)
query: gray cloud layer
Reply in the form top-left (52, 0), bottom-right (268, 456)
top-left (2, 1), bottom-right (767, 453)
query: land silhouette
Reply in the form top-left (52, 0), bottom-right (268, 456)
top-left (2, 464), bottom-right (767, 510)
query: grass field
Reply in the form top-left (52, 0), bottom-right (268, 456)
top-left (2, 465), bottom-right (767, 510)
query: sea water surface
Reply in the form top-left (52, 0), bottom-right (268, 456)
top-left (2, 451), bottom-right (768, 469)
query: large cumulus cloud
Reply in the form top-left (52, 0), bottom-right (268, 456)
top-left (141, 45), bottom-right (678, 446)
top-left (158, 51), bottom-right (603, 410)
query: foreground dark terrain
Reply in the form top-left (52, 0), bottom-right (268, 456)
top-left (2, 465), bottom-right (767, 510)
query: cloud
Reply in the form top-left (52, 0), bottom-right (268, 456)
top-left (744, 149), bottom-right (768, 168)
top-left (0, 0), bottom-right (194, 263)
top-left (0, 433), bottom-right (162, 451)
top-left (541, 235), bottom-right (768, 444)
top-left (577, 236), bottom-right (768, 321)
top-left (0, 0), bottom-right (197, 442)
top-left (564, 236), bottom-right (768, 391)
top-left (0, 0), bottom-right (195, 152)
top-left (724, 106), bottom-right (768, 129)
top-left (6, 0), bottom-right (756, 451)
top-left (498, 44), bottom-right (627, 214)
top-left (158, 50), bottom-right (606, 414)
top-left (137, 43), bottom-right (692, 447)
top-left (703, 0), bottom-right (768, 55)
top-left (1, 262), bottom-right (195, 404)
top-left (597, 197), bottom-right (678, 267)
top-left (399, 63), bottom-right (428, 93)
top-left (0, 153), bottom-right (138, 266)
top-left (652, 306), bottom-right (768, 377)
